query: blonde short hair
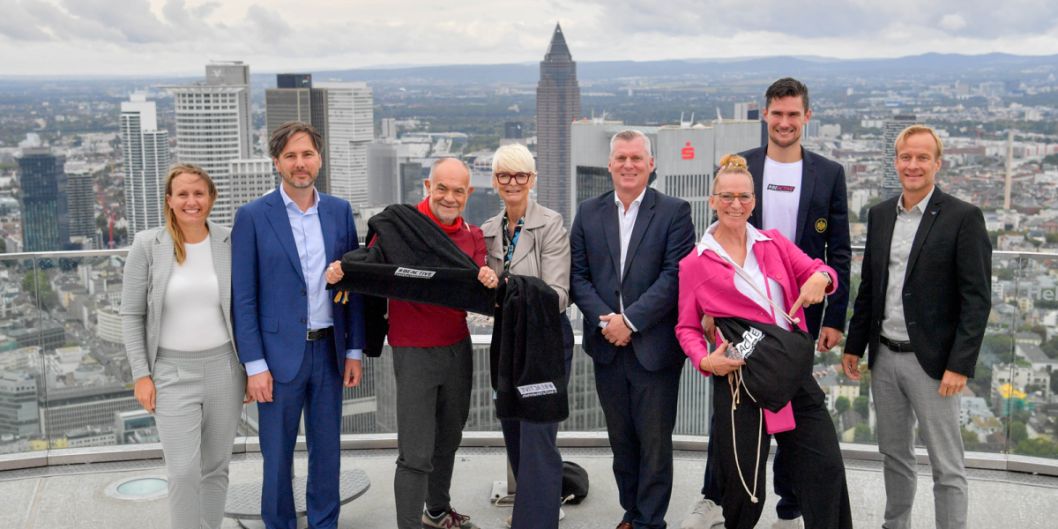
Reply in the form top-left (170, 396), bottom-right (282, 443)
top-left (492, 143), bottom-right (536, 175)
top-left (895, 124), bottom-right (943, 159)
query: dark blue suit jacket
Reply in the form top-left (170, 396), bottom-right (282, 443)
top-left (231, 188), bottom-right (365, 383)
top-left (570, 188), bottom-right (696, 371)
top-left (743, 146), bottom-right (851, 337)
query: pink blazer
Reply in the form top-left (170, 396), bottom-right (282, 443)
top-left (676, 229), bottom-right (837, 375)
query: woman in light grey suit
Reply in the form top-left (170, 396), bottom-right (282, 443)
top-left (121, 164), bottom-right (246, 529)
top-left (481, 143), bottom-right (573, 529)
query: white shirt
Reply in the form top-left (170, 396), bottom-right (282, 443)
top-left (159, 235), bottom-right (231, 350)
top-left (881, 186), bottom-right (936, 342)
top-left (697, 222), bottom-right (790, 331)
top-left (762, 157), bottom-right (803, 242)
top-left (601, 186), bottom-right (648, 332)
top-left (615, 186), bottom-right (647, 279)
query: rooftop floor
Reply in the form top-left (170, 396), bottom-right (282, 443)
top-left (3, 445), bottom-right (1057, 529)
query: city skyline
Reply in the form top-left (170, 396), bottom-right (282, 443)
top-left (3, 1), bottom-right (1058, 76)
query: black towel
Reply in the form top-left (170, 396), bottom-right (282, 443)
top-left (332, 204), bottom-right (494, 356)
top-left (490, 274), bottom-right (568, 423)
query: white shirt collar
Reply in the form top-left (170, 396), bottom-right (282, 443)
top-left (696, 221), bottom-right (771, 256)
top-left (614, 186), bottom-right (648, 212)
top-left (279, 183), bottom-right (320, 213)
top-left (897, 185), bottom-right (936, 215)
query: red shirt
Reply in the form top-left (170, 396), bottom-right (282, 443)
top-left (387, 220), bottom-right (486, 348)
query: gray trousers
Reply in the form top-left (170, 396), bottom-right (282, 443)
top-left (871, 344), bottom-right (968, 529)
top-left (392, 337), bottom-right (474, 529)
top-left (154, 344), bottom-right (246, 529)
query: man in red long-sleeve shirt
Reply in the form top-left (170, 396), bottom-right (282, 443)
top-left (390, 158), bottom-right (497, 529)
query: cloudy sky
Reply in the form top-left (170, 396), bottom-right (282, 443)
top-left (3, 0), bottom-right (1058, 76)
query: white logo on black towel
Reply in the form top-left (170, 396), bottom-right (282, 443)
top-left (394, 267), bottom-right (436, 279)
top-left (517, 382), bottom-right (558, 398)
top-left (735, 328), bottom-right (764, 360)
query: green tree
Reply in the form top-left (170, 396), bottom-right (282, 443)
top-left (1008, 420), bottom-right (1029, 445)
top-left (853, 423), bottom-right (873, 443)
top-left (858, 369), bottom-right (872, 396)
top-left (835, 396), bottom-right (851, 415)
top-left (1042, 337), bottom-right (1058, 359)
top-left (853, 395), bottom-right (870, 417)
top-left (961, 428), bottom-right (981, 451)
top-left (982, 334), bottom-right (1014, 358)
top-left (21, 269), bottom-right (51, 297)
top-left (1015, 437), bottom-right (1058, 458)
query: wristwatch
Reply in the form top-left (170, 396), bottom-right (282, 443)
top-left (819, 271), bottom-right (833, 286)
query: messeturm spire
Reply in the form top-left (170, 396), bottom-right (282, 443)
top-left (545, 23), bottom-right (572, 61)
top-left (536, 22), bottom-right (581, 225)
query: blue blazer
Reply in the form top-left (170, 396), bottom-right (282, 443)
top-left (744, 146), bottom-right (851, 336)
top-left (570, 187), bottom-right (696, 371)
top-left (230, 188), bottom-right (365, 383)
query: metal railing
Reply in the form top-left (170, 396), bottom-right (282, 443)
top-left (1, 247), bottom-right (1056, 476)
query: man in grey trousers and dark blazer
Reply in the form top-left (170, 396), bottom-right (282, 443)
top-left (843, 124), bottom-right (991, 529)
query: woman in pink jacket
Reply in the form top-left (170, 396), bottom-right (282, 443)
top-left (676, 154), bottom-right (852, 529)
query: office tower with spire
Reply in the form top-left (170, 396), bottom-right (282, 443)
top-left (265, 73), bottom-right (331, 192)
top-left (18, 148), bottom-right (69, 251)
top-left (169, 61), bottom-right (253, 225)
top-left (882, 114), bottom-right (917, 198)
top-left (314, 82), bottom-right (374, 209)
top-left (120, 93), bottom-right (170, 234)
top-left (536, 23), bottom-right (581, 223)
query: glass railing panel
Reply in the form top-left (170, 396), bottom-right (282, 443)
top-left (1, 247), bottom-right (1053, 468)
top-left (996, 252), bottom-right (1058, 460)
top-left (970, 251), bottom-right (1021, 457)
top-left (26, 252), bottom-right (150, 455)
top-left (0, 254), bottom-right (49, 459)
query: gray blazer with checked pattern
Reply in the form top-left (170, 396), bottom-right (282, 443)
top-left (121, 221), bottom-right (236, 380)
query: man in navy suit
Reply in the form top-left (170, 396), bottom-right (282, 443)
top-left (571, 129), bottom-right (695, 529)
top-left (684, 78), bottom-right (851, 529)
top-left (233, 121), bottom-right (365, 529)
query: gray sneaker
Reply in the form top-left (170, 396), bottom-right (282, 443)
top-left (680, 498), bottom-right (724, 529)
top-left (771, 518), bottom-right (804, 529)
top-left (422, 507), bottom-right (479, 529)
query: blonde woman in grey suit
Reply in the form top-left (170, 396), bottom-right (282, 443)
top-left (481, 143), bottom-right (573, 529)
top-left (121, 164), bottom-right (246, 529)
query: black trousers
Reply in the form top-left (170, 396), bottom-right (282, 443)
top-left (703, 411), bottom-right (801, 519)
top-left (710, 376), bottom-right (852, 529)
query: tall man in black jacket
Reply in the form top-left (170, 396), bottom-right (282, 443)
top-left (842, 125), bottom-right (991, 529)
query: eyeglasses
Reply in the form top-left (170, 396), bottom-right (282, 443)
top-left (495, 172), bottom-right (532, 184)
top-left (712, 192), bottom-right (754, 204)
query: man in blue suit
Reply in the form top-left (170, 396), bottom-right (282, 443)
top-left (571, 129), bottom-right (696, 529)
top-left (233, 121), bottom-right (365, 529)
top-left (683, 78), bottom-right (850, 529)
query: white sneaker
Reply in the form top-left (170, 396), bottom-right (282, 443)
top-left (771, 517), bottom-right (804, 529)
top-left (681, 498), bottom-right (724, 529)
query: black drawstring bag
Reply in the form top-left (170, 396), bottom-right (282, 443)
top-left (715, 316), bottom-right (814, 413)
top-left (560, 461), bottom-right (589, 504)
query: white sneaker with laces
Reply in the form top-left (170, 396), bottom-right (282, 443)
top-left (680, 497), bottom-right (724, 529)
top-left (771, 517), bottom-right (804, 529)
